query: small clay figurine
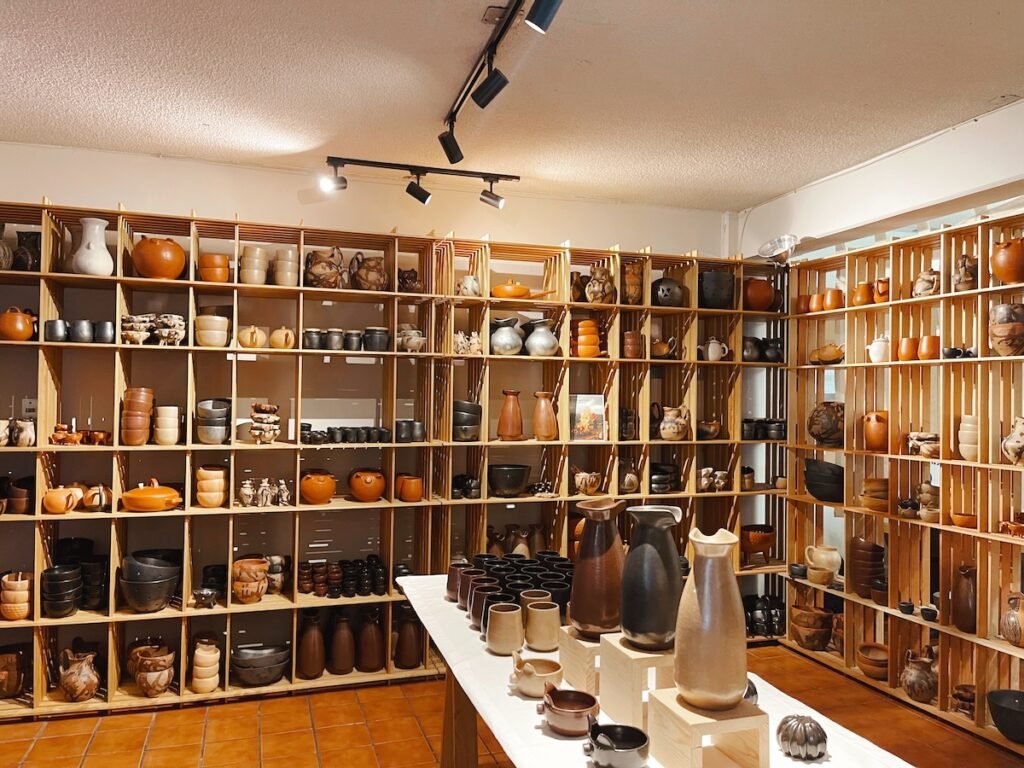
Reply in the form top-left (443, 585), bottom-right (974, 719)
top-left (238, 479), bottom-right (255, 507)
top-left (698, 467), bottom-right (714, 492)
top-left (454, 331), bottom-right (470, 355)
top-left (468, 331), bottom-right (483, 355)
top-left (585, 265), bottom-right (616, 304)
top-left (256, 478), bottom-right (274, 507)
top-left (277, 479), bottom-right (291, 506)
top-left (953, 253), bottom-right (978, 292)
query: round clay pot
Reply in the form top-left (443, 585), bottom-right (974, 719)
top-left (898, 337), bottom-right (920, 361)
top-left (808, 294), bottom-right (824, 313)
top-left (742, 278), bottom-right (776, 311)
top-left (864, 411), bottom-right (888, 452)
top-left (131, 236), bottom-right (186, 279)
top-left (349, 469), bottom-right (385, 503)
top-left (992, 239), bottom-right (1024, 284)
top-left (794, 296), bottom-right (811, 315)
top-left (823, 289), bottom-right (844, 310)
top-left (918, 335), bottom-right (941, 360)
top-left (300, 469), bottom-right (337, 505)
top-left (0, 307), bottom-right (34, 341)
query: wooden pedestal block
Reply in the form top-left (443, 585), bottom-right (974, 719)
top-left (558, 625), bottom-right (600, 694)
top-left (648, 688), bottom-right (768, 768)
top-left (598, 633), bottom-right (673, 728)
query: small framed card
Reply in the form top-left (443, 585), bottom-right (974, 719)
top-left (570, 394), bottom-right (607, 441)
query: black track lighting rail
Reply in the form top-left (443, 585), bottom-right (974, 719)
top-left (325, 156), bottom-right (519, 185)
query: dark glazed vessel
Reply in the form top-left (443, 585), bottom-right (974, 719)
top-left (356, 609), bottom-right (385, 672)
top-left (328, 614), bottom-right (355, 675)
top-left (621, 505), bottom-right (683, 650)
top-left (699, 271), bottom-right (735, 309)
top-left (952, 565), bottom-right (978, 634)
top-left (651, 277), bottom-right (684, 307)
top-left (296, 609), bottom-right (325, 679)
top-left (570, 498), bottom-right (626, 637)
top-left (393, 606), bottom-right (422, 669)
top-left (12, 232), bottom-right (41, 272)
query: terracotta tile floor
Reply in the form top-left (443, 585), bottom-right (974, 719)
top-left (0, 647), bottom-right (1017, 767)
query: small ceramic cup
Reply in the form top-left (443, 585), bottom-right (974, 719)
top-left (525, 600), bottom-right (561, 652)
top-left (485, 603), bottom-right (524, 655)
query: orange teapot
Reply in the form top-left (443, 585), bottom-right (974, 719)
top-left (0, 307), bottom-right (35, 341)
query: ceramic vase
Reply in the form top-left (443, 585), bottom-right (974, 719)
top-left (621, 505), bottom-right (683, 650)
top-left (533, 391), bottom-right (558, 441)
top-left (490, 317), bottom-right (522, 355)
top-left (524, 319), bottom-right (559, 356)
top-left (328, 614), bottom-right (355, 675)
top-left (297, 610), bottom-right (326, 679)
top-left (497, 389), bottom-right (524, 441)
top-left (1000, 593), bottom-right (1024, 647)
top-left (952, 565), bottom-right (978, 634)
top-left (864, 411), bottom-right (889, 452)
top-left (70, 217), bottom-right (113, 276)
top-left (393, 606), bottom-right (422, 669)
top-left (674, 528), bottom-right (746, 710)
top-left (59, 649), bottom-right (100, 702)
top-left (900, 648), bottom-right (938, 703)
top-left (356, 610), bottom-right (385, 672)
top-left (570, 499), bottom-right (626, 637)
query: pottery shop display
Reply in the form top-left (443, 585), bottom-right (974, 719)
top-left (0, 307), bottom-right (35, 341)
top-left (777, 715), bottom-right (828, 760)
top-left (523, 318), bottom-right (559, 356)
top-left (807, 401), bottom-right (844, 447)
top-left (621, 505), bottom-right (682, 650)
top-left (70, 217), bottom-right (113, 276)
top-left (992, 238), bottom-right (1024, 284)
top-left (952, 565), bottom-right (978, 633)
top-left (131, 236), bottom-right (186, 279)
top-left (536, 683), bottom-right (600, 737)
top-left (59, 649), bottom-right (100, 702)
top-left (675, 528), bottom-right (746, 710)
top-left (698, 270), bottom-right (734, 309)
top-left (570, 499), bottom-right (626, 637)
top-left (900, 647), bottom-right (938, 703)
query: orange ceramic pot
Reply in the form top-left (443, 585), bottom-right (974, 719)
top-left (794, 296), bottom-right (811, 315)
top-left (0, 307), bottom-right (35, 341)
top-left (300, 469), bottom-right (336, 505)
top-left (131, 236), bottom-right (186, 280)
top-left (851, 282), bottom-right (874, 307)
top-left (577, 345), bottom-right (601, 358)
top-left (808, 294), bottom-right (824, 313)
top-left (198, 253), bottom-right (229, 269)
top-left (864, 411), bottom-right (889, 452)
top-left (992, 239), bottom-right (1024, 284)
top-left (348, 469), bottom-right (385, 503)
top-left (918, 335), bottom-right (941, 360)
top-left (823, 289), bottom-right (845, 311)
top-left (873, 278), bottom-right (890, 303)
top-left (743, 278), bottom-right (776, 311)
top-left (897, 337), bottom-right (920, 361)
top-left (198, 267), bottom-right (228, 283)
top-left (398, 476), bottom-right (423, 503)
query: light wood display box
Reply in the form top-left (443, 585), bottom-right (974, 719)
top-left (648, 688), bottom-right (768, 768)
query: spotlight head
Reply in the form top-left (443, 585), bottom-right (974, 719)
top-left (480, 185), bottom-right (505, 210)
top-left (318, 167), bottom-right (347, 193)
top-left (406, 177), bottom-right (432, 205)
top-left (438, 125), bottom-right (464, 165)
top-left (471, 67), bottom-right (509, 109)
top-left (525, 0), bottom-right (563, 33)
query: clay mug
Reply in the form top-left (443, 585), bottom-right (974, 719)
top-left (622, 331), bottom-right (644, 359)
top-left (519, 589), bottom-right (551, 623)
top-left (525, 600), bottom-right (561, 651)
top-left (794, 295), bottom-right (811, 315)
top-left (808, 293), bottom-right (824, 313)
top-left (398, 475), bottom-right (423, 503)
top-left (898, 337), bottom-right (920, 361)
top-left (823, 288), bottom-right (845, 310)
top-left (485, 603), bottom-right (524, 655)
top-left (918, 335), bottom-right (941, 360)
top-left (650, 337), bottom-right (676, 359)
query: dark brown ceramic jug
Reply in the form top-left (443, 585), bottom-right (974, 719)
top-left (328, 614), bottom-right (355, 675)
top-left (569, 498), bottom-right (626, 637)
top-left (952, 565), bottom-right (977, 634)
top-left (393, 606), bottom-right (422, 670)
top-left (297, 609), bottom-right (325, 679)
top-left (356, 609), bottom-right (386, 672)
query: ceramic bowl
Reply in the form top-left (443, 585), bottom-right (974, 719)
top-left (232, 659), bottom-right (288, 686)
top-left (232, 558), bottom-right (270, 583)
top-left (0, 602), bottom-right (30, 621)
top-left (453, 425), bottom-right (481, 442)
top-left (120, 429), bottom-right (150, 446)
top-left (190, 675), bottom-right (219, 693)
top-left (122, 554), bottom-right (180, 582)
top-left (988, 691), bottom-right (1024, 744)
top-left (920, 605), bottom-right (938, 621)
top-left (231, 644), bottom-right (290, 667)
top-left (42, 597), bottom-right (78, 618)
top-left (957, 431), bottom-right (978, 445)
top-left (789, 605), bottom-right (833, 629)
top-left (452, 411), bottom-right (481, 427)
top-left (196, 490), bottom-right (227, 508)
top-left (239, 269), bottom-right (267, 285)
top-left (195, 329), bottom-right (229, 347)
top-left (453, 400), bottom-right (483, 416)
top-left (231, 578), bottom-right (268, 604)
top-left (273, 271), bottom-right (299, 287)
top-left (918, 508), bottom-right (941, 523)
top-left (959, 444), bottom-right (980, 462)
top-left (199, 267), bottom-right (229, 283)
top-left (960, 415), bottom-right (979, 426)
top-left (192, 661), bottom-right (219, 679)
top-left (152, 427), bottom-right (179, 443)
top-left (951, 512), bottom-right (977, 529)
top-left (788, 563), bottom-right (807, 579)
top-left (487, 464), bottom-right (531, 498)
top-left (195, 315), bottom-right (230, 331)
top-left (898, 600), bottom-right (915, 614)
top-left (791, 624), bottom-right (832, 651)
top-left (121, 412), bottom-right (152, 428)
top-left (196, 465), bottom-right (228, 481)
top-left (196, 425), bottom-right (229, 445)
top-left (0, 588), bottom-right (30, 604)
top-left (198, 253), bottom-right (229, 268)
top-left (2, 571), bottom-right (32, 590)
top-left (197, 399), bottom-right (231, 419)
top-left (806, 566), bottom-right (833, 585)
top-left (154, 416), bottom-right (180, 429)
top-left (196, 479), bottom-right (226, 493)
top-left (120, 575), bottom-right (177, 612)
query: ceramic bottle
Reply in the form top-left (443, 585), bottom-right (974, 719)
top-left (524, 319), bottom-right (559, 356)
top-left (533, 391), bottom-right (558, 441)
top-left (952, 565), bottom-right (977, 634)
top-left (393, 606), bottom-right (422, 669)
top-left (497, 389), bottom-right (524, 440)
top-left (674, 528), bottom-right (746, 710)
top-left (328, 614), bottom-right (355, 675)
top-left (570, 499), bottom-right (626, 637)
top-left (356, 609), bottom-right (386, 672)
top-left (297, 610), bottom-right (326, 679)
top-left (70, 217), bottom-right (113, 276)
top-left (621, 505), bottom-right (683, 650)
top-left (1000, 593), bottom-right (1024, 647)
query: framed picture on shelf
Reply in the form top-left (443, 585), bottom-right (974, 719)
top-left (570, 394), bottom-right (607, 441)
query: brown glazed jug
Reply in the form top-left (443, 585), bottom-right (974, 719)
top-left (533, 391), bottom-right (558, 441)
top-left (952, 565), bottom-right (978, 634)
top-left (570, 498), bottom-right (626, 637)
top-left (873, 278), bottom-right (890, 303)
top-left (864, 411), bottom-right (889, 452)
top-left (356, 609), bottom-right (386, 672)
top-left (328, 614), bottom-right (355, 675)
top-left (393, 606), bottom-right (422, 669)
top-left (851, 282), bottom-right (874, 307)
top-left (297, 609), bottom-right (325, 679)
top-left (497, 390), bottom-right (524, 440)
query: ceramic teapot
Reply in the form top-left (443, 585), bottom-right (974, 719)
top-left (237, 325), bottom-right (268, 348)
top-left (83, 484), bottom-right (112, 512)
top-left (742, 337), bottom-right (763, 362)
top-left (0, 307), bottom-right (35, 341)
top-left (805, 545), bottom-right (841, 573)
top-left (650, 337), bottom-right (677, 359)
top-left (698, 336), bottom-right (730, 362)
top-left (42, 486), bottom-right (79, 515)
top-left (659, 404), bottom-right (691, 441)
top-left (349, 252), bottom-right (389, 291)
top-left (866, 335), bottom-right (891, 363)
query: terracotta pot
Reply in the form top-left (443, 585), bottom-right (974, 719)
top-left (0, 307), bottom-right (34, 341)
top-left (131, 236), bottom-right (186, 279)
top-left (873, 278), bottom-right (890, 303)
top-left (296, 610), bottom-right (325, 679)
top-left (497, 389), bottom-right (523, 441)
top-left (328, 615), bottom-right (355, 674)
top-left (897, 337), bottom-right (920, 361)
top-left (952, 565), bottom-right (977, 634)
top-left (675, 529), bottom-right (746, 710)
top-left (398, 475), bottom-right (423, 503)
top-left (823, 288), bottom-right (844, 311)
top-left (807, 401), bottom-right (844, 447)
top-left (918, 335), bottom-right (941, 360)
top-left (300, 469), bottom-right (336, 504)
top-left (532, 392), bottom-right (558, 441)
top-left (570, 499), bottom-right (626, 637)
top-left (742, 278), bottom-right (775, 311)
top-left (808, 294), bottom-right (824, 313)
top-left (621, 505), bottom-right (682, 650)
top-left (864, 411), bottom-right (889, 452)
top-left (356, 610), bottom-right (385, 672)
top-left (348, 469), bottom-right (385, 503)
top-left (992, 238), bottom-right (1024, 284)
top-left (794, 295), bottom-right (811, 315)
top-left (851, 282), bottom-right (874, 306)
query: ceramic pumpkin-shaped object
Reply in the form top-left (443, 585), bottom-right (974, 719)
top-left (269, 327), bottom-right (296, 349)
top-left (348, 469), bottom-right (386, 502)
top-left (131, 236), bottom-right (186, 279)
top-left (742, 278), bottom-right (776, 311)
top-left (300, 469), bottom-right (337, 504)
top-left (992, 238), bottom-right (1024, 284)
top-left (237, 325), bottom-right (268, 348)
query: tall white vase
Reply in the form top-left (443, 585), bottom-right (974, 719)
top-left (70, 217), bottom-right (113, 276)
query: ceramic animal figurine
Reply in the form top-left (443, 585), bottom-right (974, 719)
top-left (304, 248), bottom-right (347, 289)
top-left (585, 266), bottom-right (616, 304)
top-left (1002, 417), bottom-right (1024, 466)
top-left (454, 331), bottom-right (470, 355)
top-left (238, 479), bottom-right (256, 507)
top-left (713, 470), bottom-right (730, 491)
top-left (698, 467), bottom-right (714, 492)
top-left (468, 331), bottom-right (483, 355)
top-left (349, 252), bottom-right (389, 291)
top-left (277, 479), bottom-right (291, 506)
top-left (398, 268), bottom-right (423, 293)
top-left (911, 269), bottom-right (940, 298)
top-left (623, 261), bottom-right (643, 305)
top-left (256, 478), bottom-right (274, 507)
top-left (953, 253), bottom-right (978, 292)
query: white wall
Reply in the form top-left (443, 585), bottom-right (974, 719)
top-left (0, 142), bottom-right (725, 254)
top-left (739, 99), bottom-right (1024, 255)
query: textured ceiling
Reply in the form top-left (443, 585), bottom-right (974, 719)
top-left (1, 0), bottom-right (1023, 210)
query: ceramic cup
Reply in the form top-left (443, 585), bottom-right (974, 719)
top-left (519, 589), bottom-right (551, 624)
top-left (44, 319), bottom-right (68, 342)
top-left (485, 603), bottom-right (524, 655)
top-left (525, 600), bottom-right (561, 652)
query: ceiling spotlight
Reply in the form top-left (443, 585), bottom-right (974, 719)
top-left (406, 176), bottom-right (432, 205)
top-left (480, 182), bottom-right (505, 210)
top-left (472, 52), bottom-right (509, 108)
top-left (318, 167), bottom-right (347, 193)
top-left (525, 0), bottom-right (563, 33)
top-left (438, 122), bottom-right (464, 165)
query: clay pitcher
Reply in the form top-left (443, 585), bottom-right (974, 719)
top-left (851, 282), bottom-right (874, 306)
top-left (497, 389), bottom-right (524, 441)
top-left (952, 565), bottom-right (978, 634)
top-left (674, 528), bottom-right (746, 710)
top-left (621, 505), bottom-right (683, 650)
top-left (873, 278), bottom-right (890, 303)
top-left (570, 499), bottom-right (626, 637)
top-left (533, 391), bottom-right (558, 441)
top-left (296, 609), bottom-right (325, 679)
top-left (328, 614), bottom-right (355, 675)
top-left (1000, 593), bottom-right (1024, 647)
top-left (900, 648), bottom-right (938, 703)
top-left (864, 411), bottom-right (889, 452)
top-left (59, 649), bottom-right (100, 702)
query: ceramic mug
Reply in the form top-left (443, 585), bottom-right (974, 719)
top-left (898, 337), bottom-right (920, 361)
top-left (485, 603), bottom-right (524, 655)
top-left (525, 600), bottom-right (561, 652)
top-left (918, 335), bottom-right (941, 360)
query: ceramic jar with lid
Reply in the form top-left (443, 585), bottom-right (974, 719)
top-left (0, 307), bottom-right (35, 341)
top-left (131, 236), bottom-right (186, 279)
top-left (362, 327), bottom-right (391, 352)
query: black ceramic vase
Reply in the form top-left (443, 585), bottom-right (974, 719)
top-left (621, 505), bottom-right (683, 650)
top-left (652, 277), bottom-right (684, 307)
top-left (699, 271), bottom-right (734, 309)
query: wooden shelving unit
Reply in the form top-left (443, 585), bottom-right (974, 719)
top-left (785, 212), bottom-right (1024, 756)
top-left (0, 200), bottom-right (785, 717)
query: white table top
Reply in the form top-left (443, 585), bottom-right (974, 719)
top-left (398, 574), bottom-right (912, 768)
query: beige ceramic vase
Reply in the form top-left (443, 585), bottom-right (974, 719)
top-left (674, 528), bottom-right (746, 710)
top-left (485, 604), bottom-right (524, 655)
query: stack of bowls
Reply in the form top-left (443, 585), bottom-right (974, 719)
top-left (153, 405), bottom-right (180, 447)
top-left (79, 556), bottom-right (108, 610)
top-left (849, 536), bottom-right (885, 599)
top-left (860, 477), bottom-right (889, 512)
top-left (196, 399), bottom-right (231, 445)
top-left (239, 245), bottom-right (269, 285)
top-left (191, 639), bottom-right (221, 694)
top-left (231, 557), bottom-right (269, 604)
top-left (121, 387), bottom-right (154, 446)
top-left (194, 313), bottom-right (230, 348)
top-left (0, 571), bottom-right (31, 621)
top-left (272, 248), bottom-right (299, 287)
top-left (958, 415), bottom-right (979, 462)
top-left (197, 252), bottom-right (230, 283)
top-left (120, 552), bottom-right (181, 613)
top-left (4, 477), bottom-right (33, 515)
top-left (195, 464), bottom-right (228, 508)
top-left (856, 642), bottom-right (889, 680)
top-left (130, 643), bottom-right (176, 697)
top-left (231, 644), bottom-right (291, 687)
top-left (42, 564), bottom-right (82, 618)
top-left (453, 400), bottom-right (482, 442)
top-left (804, 459), bottom-right (844, 503)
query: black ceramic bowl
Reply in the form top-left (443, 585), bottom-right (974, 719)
top-left (231, 644), bottom-right (291, 667)
top-left (942, 346), bottom-right (962, 359)
top-left (805, 480), bottom-right (844, 504)
top-left (452, 400), bottom-right (483, 416)
top-left (452, 411), bottom-right (481, 427)
top-left (41, 573), bottom-right (82, 593)
top-left (42, 584), bottom-right (82, 602)
top-left (122, 554), bottom-right (181, 582)
top-left (133, 548), bottom-right (184, 565)
top-left (42, 564), bottom-right (82, 583)
top-left (920, 606), bottom-right (937, 621)
top-left (989, 690), bottom-right (1024, 743)
top-left (43, 598), bottom-right (79, 618)
top-left (233, 658), bottom-right (290, 687)
top-left (898, 601), bottom-right (915, 615)
top-left (650, 463), bottom-right (679, 476)
top-left (119, 575), bottom-right (178, 613)
top-left (487, 464), bottom-right (531, 498)
top-left (788, 563), bottom-right (808, 579)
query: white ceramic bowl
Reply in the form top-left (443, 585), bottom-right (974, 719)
top-left (242, 245), bottom-right (267, 260)
top-left (154, 417), bottom-right (180, 430)
top-left (196, 478), bottom-right (225, 493)
top-left (153, 429), bottom-right (179, 446)
top-left (195, 465), bottom-right (228, 481)
top-left (239, 257), bottom-right (269, 271)
top-left (957, 431), bottom-right (978, 445)
top-left (960, 415), bottom-right (979, 426)
top-left (195, 315), bottom-right (230, 332)
top-left (959, 444), bottom-right (980, 462)
top-left (190, 675), bottom-right (219, 694)
top-left (196, 490), bottom-right (227, 508)
top-left (239, 269), bottom-right (267, 285)
top-left (273, 271), bottom-right (299, 287)
top-left (195, 330), bottom-right (229, 348)
top-left (192, 661), bottom-right (220, 679)
top-left (155, 406), bottom-right (180, 418)
top-left (275, 248), bottom-right (299, 263)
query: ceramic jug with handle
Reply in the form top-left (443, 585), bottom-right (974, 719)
top-left (659, 404), bottom-right (691, 441)
top-left (866, 335), bottom-right (890, 363)
top-left (804, 545), bottom-right (841, 573)
top-left (698, 337), bottom-right (730, 362)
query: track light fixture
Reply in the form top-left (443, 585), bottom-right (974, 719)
top-left (318, 166), bottom-right (347, 193)
top-left (525, 0), bottom-right (563, 33)
top-left (471, 51), bottom-right (509, 109)
top-left (480, 182), bottom-right (505, 210)
top-left (438, 121), bottom-right (464, 165)
top-left (405, 175), bottom-right (432, 205)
